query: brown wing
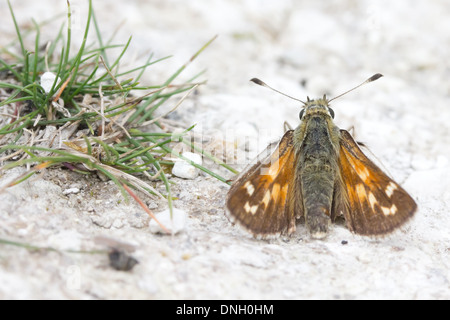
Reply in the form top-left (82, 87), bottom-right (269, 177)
top-left (338, 129), bottom-right (417, 235)
top-left (226, 130), bottom-right (300, 238)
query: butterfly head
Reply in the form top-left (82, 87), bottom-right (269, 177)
top-left (299, 95), bottom-right (335, 120)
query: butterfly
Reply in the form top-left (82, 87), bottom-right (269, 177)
top-left (226, 74), bottom-right (417, 239)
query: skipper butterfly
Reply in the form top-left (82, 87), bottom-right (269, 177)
top-left (226, 74), bottom-right (417, 239)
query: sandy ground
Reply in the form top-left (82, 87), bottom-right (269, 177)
top-left (0, 0), bottom-right (449, 299)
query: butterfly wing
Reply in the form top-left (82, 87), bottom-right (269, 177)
top-left (226, 130), bottom-right (300, 238)
top-left (338, 129), bottom-right (417, 235)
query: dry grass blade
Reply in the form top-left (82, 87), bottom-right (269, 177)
top-left (122, 183), bottom-right (170, 234)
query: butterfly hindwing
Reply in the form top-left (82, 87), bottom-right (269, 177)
top-left (338, 129), bottom-right (417, 235)
top-left (226, 130), bottom-right (299, 238)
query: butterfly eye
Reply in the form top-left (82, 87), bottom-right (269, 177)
top-left (327, 107), bottom-right (335, 119)
top-left (299, 109), bottom-right (305, 120)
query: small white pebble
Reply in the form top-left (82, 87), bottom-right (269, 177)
top-left (172, 152), bottom-right (202, 179)
top-left (40, 72), bottom-right (61, 94)
top-left (149, 208), bottom-right (187, 235)
top-left (63, 187), bottom-right (80, 195)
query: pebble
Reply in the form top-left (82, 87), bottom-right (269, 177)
top-left (40, 72), bottom-right (61, 94)
top-left (171, 152), bottom-right (202, 179)
top-left (62, 187), bottom-right (80, 195)
top-left (149, 208), bottom-right (187, 235)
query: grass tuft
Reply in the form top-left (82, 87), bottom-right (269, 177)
top-left (0, 1), bottom-right (233, 216)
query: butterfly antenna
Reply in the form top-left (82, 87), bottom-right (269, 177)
top-left (250, 78), bottom-right (305, 104)
top-left (328, 73), bottom-right (383, 103)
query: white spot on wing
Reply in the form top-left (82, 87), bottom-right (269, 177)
top-left (244, 181), bottom-right (255, 196)
top-left (381, 204), bottom-right (397, 216)
top-left (244, 201), bottom-right (258, 215)
top-left (385, 182), bottom-right (398, 198)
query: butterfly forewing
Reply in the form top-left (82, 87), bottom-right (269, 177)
top-left (338, 130), bottom-right (417, 235)
top-left (226, 130), bottom-right (299, 238)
